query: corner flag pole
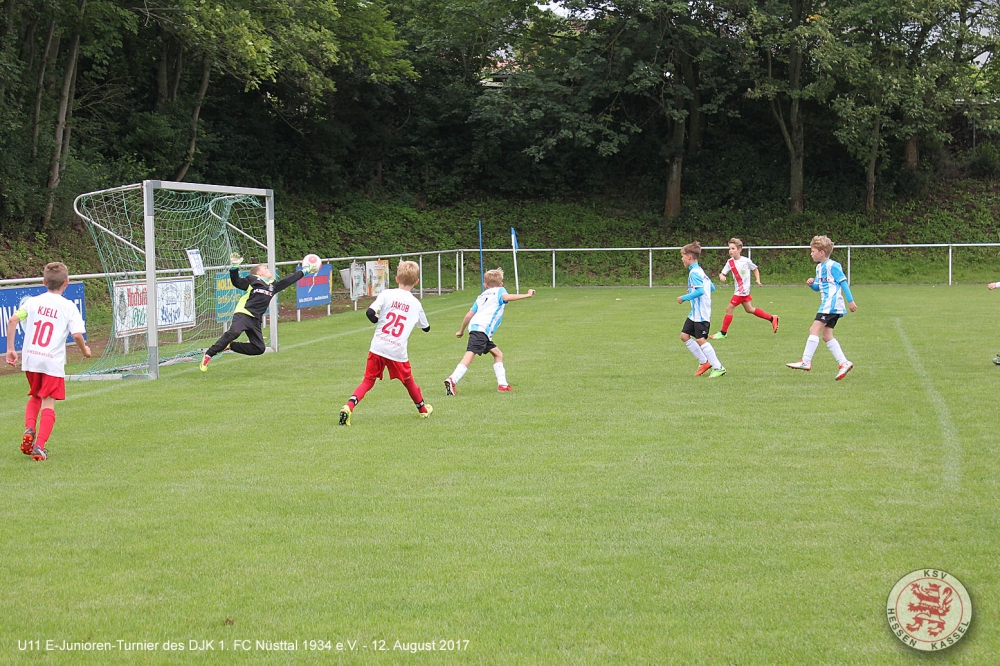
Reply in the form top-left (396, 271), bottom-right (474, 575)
top-left (478, 219), bottom-right (485, 292)
top-left (511, 227), bottom-right (520, 294)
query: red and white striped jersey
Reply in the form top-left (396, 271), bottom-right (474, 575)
top-left (721, 256), bottom-right (758, 297)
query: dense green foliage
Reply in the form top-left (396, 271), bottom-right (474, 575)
top-left (1, 1), bottom-right (999, 268)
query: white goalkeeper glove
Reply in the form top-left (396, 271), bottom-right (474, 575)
top-left (230, 252), bottom-right (243, 267)
top-left (301, 262), bottom-right (319, 275)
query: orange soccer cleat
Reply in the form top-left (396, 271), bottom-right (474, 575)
top-left (21, 428), bottom-right (35, 455)
top-left (694, 362), bottom-right (712, 377)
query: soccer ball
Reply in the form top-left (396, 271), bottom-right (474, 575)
top-left (302, 254), bottom-right (321, 273)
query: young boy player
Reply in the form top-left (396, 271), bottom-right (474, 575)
top-left (339, 261), bottom-right (432, 425)
top-left (5, 262), bottom-right (91, 461)
top-left (200, 255), bottom-right (313, 371)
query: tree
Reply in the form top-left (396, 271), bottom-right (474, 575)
top-left (745, 0), bottom-right (832, 214)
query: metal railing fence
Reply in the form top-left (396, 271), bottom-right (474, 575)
top-left (4, 243), bottom-right (1000, 293)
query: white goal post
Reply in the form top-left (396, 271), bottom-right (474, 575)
top-left (72, 180), bottom-right (278, 380)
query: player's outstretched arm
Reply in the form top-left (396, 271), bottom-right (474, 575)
top-left (502, 289), bottom-right (535, 303)
top-left (366, 308), bottom-right (379, 324)
top-left (456, 310), bottom-right (474, 337)
top-left (753, 268), bottom-right (762, 286)
top-left (989, 282), bottom-right (999, 290)
top-left (718, 273), bottom-right (726, 282)
top-left (229, 267), bottom-right (250, 291)
top-left (5, 313), bottom-right (20, 365)
top-left (273, 268), bottom-right (305, 293)
top-left (72, 333), bottom-right (92, 359)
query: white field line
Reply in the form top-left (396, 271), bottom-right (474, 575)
top-left (893, 318), bottom-right (961, 489)
top-left (1, 303), bottom-right (469, 420)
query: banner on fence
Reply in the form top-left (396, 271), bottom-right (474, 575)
top-left (296, 264), bottom-right (332, 309)
top-left (366, 260), bottom-right (390, 297)
top-left (214, 270), bottom-right (250, 322)
top-left (349, 262), bottom-right (365, 301)
top-left (113, 277), bottom-right (195, 338)
top-left (0, 283), bottom-right (87, 353)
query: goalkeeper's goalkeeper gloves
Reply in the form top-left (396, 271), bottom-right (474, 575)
top-left (230, 252), bottom-right (243, 266)
top-left (301, 262), bottom-right (319, 275)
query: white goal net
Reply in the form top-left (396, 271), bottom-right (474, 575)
top-left (73, 180), bottom-right (277, 379)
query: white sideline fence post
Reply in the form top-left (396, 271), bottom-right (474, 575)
top-left (438, 252), bottom-right (442, 296)
top-left (649, 249), bottom-right (653, 288)
top-left (552, 250), bottom-right (556, 288)
top-left (949, 245), bottom-right (953, 285)
top-left (847, 246), bottom-right (852, 285)
top-left (419, 254), bottom-right (424, 298)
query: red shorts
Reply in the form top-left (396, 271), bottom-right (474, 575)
top-left (729, 294), bottom-right (754, 306)
top-left (25, 371), bottom-right (66, 400)
top-left (364, 352), bottom-right (413, 383)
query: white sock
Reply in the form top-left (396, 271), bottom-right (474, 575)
top-left (802, 335), bottom-right (820, 363)
top-left (701, 342), bottom-right (723, 370)
top-left (450, 363), bottom-right (468, 384)
top-left (493, 362), bottom-right (508, 386)
top-left (826, 338), bottom-right (848, 365)
top-left (684, 338), bottom-right (708, 364)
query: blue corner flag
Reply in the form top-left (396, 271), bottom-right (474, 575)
top-left (511, 227), bottom-right (519, 250)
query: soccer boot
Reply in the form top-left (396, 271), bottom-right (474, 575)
top-left (709, 366), bottom-right (727, 378)
top-left (993, 353), bottom-right (1000, 366)
top-left (694, 362), bottom-right (712, 376)
top-left (497, 385), bottom-right (514, 392)
top-left (444, 378), bottom-right (457, 396)
top-left (419, 404), bottom-right (434, 418)
top-left (21, 428), bottom-right (35, 455)
top-left (771, 316), bottom-right (780, 333)
top-left (835, 361), bottom-right (854, 381)
top-left (31, 444), bottom-right (47, 461)
top-left (199, 355), bottom-right (211, 372)
top-left (708, 331), bottom-right (727, 340)
top-left (786, 360), bottom-right (812, 371)
top-left (339, 405), bottom-right (352, 426)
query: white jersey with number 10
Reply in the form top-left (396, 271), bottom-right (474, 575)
top-left (722, 256), bottom-right (758, 297)
top-left (368, 288), bottom-right (428, 362)
top-left (16, 291), bottom-right (86, 378)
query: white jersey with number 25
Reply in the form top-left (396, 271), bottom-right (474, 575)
top-left (368, 288), bottom-right (429, 362)
top-left (16, 291), bottom-right (86, 378)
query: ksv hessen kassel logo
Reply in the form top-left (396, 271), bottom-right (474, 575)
top-left (886, 569), bottom-right (972, 651)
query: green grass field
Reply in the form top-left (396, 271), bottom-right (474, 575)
top-left (2, 285), bottom-right (998, 664)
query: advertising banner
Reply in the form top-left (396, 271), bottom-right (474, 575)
top-left (0, 283), bottom-right (87, 353)
top-left (215, 270), bottom-right (249, 322)
top-left (366, 260), bottom-right (390, 297)
top-left (113, 277), bottom-right (195, 338)
top-left (296, 264), bottom-right (332, 309)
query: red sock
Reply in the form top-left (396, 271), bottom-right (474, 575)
top-left (401, 376), bottom-right (427, 412)
top-left (37, 409), bottom-right (55, 449)
top-left (349, 378), bottom-right (377, 409)
top-left (721, 314), bottom-right (733, 333)
top-left (753, 308), bottom-right (772, 320)
top-left (26, 396), bottom-right (41, 431)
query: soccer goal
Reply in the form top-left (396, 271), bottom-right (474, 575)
top-left (72, 180), bottom-right (277, 380)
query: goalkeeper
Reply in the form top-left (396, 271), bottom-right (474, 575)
top-left (200, 254), bottom-right (315, 372)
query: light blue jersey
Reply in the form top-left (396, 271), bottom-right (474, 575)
top-left (812, 259), bottom-right (853, 314)
top-left (681, 262), bottom-right (715, 322)
top-left (468, 286), bottom-right (509, 339)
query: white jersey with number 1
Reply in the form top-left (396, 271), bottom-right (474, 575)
top-left (721, 256), bottom-right (758, 297)
top-left (468, 286), bottom-right (509, 340)
top-left (15, 291), bottom-right (86, 378)
top-left (368, 288), bottom-right (428, 362)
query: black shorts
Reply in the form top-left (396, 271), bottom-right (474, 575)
top-left (681, 318), bottom-right (710, 340)
top-left (815, 312), bottom-right (841, 329)
top-left (466, 331), bottom-right (498, 355)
